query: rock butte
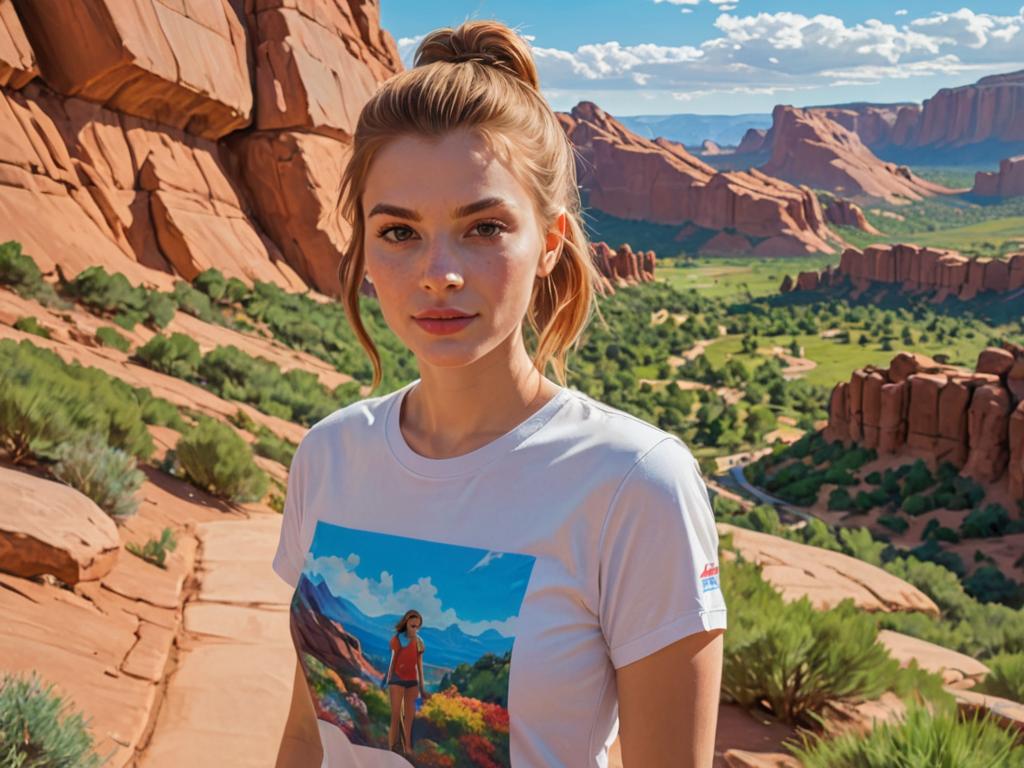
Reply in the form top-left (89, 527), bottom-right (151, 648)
top-left (824, 347), bottom-right (1024, 500)
top-left (972, 155), bottom-right (1024, 198)
top-left (821, 197), bottom-right (879, 234)
top-left (589, 240), bottom-right (656, 295)
top-left (781, 243), bottom-right (1024, 303)
top-left (558, 101), bottom-right (842, 257)
top-left (756, 105), bottom-right (950, 204)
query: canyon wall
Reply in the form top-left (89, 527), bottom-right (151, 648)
top-left (782, 243), bottom-right (1024, 302)
top-left (972, 156), bottom-right (1024, 198)
top-left (559, 101), bottom-right (841, 257)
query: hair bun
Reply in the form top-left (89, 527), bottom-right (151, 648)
top-left (414, 21), bottom-right (541, 93)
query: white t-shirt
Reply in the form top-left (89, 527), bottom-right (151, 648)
top-left (273, 378), bottom-right (727, 768)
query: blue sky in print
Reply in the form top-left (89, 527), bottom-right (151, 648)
top-left (304, 522), bottom-right (535, 638)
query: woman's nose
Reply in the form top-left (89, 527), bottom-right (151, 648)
top-left (420, 239), bottom-right (464, 291)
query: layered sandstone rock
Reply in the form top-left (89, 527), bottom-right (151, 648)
top-left (822, 196), bottom-right (879, 234)
top-left (700, 139), bottom-right (723, 156)
top-left (825, 347), bottom-right (1024, 499)
top-left (0, 465), bottom-right (120, 584)
top-left (758, 106), bottom-right (950, 203)
top-left (589, 240), bottom-right (656, 294)
top-left (559, 101), bottom-right (840, 256)
top-left (13, 0), bottom-right (252, 140)
top-left (0, 0), bottom-right (400, 296)
top-left (972, 155), bottom-right (1024, 198)
top-left (810, 71), bottom-right (1024, 161)
top-left (781, 244), bottom-right (1024, 301)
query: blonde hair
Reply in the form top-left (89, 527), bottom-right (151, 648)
top-left (336, 20), bottom-right (603, 392)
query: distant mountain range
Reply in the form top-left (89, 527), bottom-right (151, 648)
top-left (616, 113), bottom-right (770, 147)
top-left (303, 572), bottom-right (515, 670)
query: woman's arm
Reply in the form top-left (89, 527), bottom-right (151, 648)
top-left (275, 658), bottom-right (324, 768)
top-left (382, 649), bottom-right (395, 687)
top-left (416, 645), bottom-right (428, 697)
top-left (615, 629), bottom-right (724, 768)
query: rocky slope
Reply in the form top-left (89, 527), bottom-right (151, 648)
top-left (0, 0), bottom-right (401, 297)
top-left (825, 348), bottom-right (1024, 498)
top-left (559, 101), bottom-right (842, 257)
top-left (782, 243), bottom-right (1024, 302)
top-left (972, 155), bottom-right (1024, 198)
top-left (811, 70), bottom-right (1024, 163)
top-left (757, 106), bottom-right (950, 204)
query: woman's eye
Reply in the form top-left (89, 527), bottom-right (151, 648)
top-left (472, 220), bottom-right (506, 238)
top-left (378, 225), bottom-right (415, 243)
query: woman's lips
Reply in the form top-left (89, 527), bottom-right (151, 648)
top-left (413, 314), bottom-right (478, 335)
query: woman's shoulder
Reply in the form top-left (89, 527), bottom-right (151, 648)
top-left (558, 387), bottom-right (691, 467)
top-left (292, 385), bottom-right (407, 463)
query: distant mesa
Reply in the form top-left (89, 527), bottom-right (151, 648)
top-left (559, 101), bottom-right (842, 257)
top-left (699, 139), bottom-right (724, 156)
top-left (780, 243), bottom-right (1024, 303)
top-left (589, 241), bottom-right (656, 296)
top-left (809, 70), bottom-right (1024, 164)
top-left (824, 347), bottom-right (1024, 500)
top-left (754, 105), bottom-right (952, 204)
top-left (971, 156), bottom-right (1024, 199)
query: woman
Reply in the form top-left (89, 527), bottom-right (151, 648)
top-left (381, 610), bottom-right (429, 756)
top-left (273, 19), bottom-right (726, 768)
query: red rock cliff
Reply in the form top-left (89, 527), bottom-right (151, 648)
top-left (972, 156), bottom-right (1024, 198)
top-left (825, 348), bottom-right (1024, 498)
top-left (559, 101), bottom-right (841, 257)
top-left (781, 244), bottom-right (1024, 302)
top-left (0, 0), bottom-right (401, 296)
top-left (589, 241), bottom-right (656, 295)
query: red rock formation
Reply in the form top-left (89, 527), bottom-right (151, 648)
top-left (758, 105), bottom-right (951, 203)
top-left (810, 71), bottom-right (1024, 159)
top-left (559, 102), bottom-right (841, 257)
top-left (589, 240), bottom-right (656, 295)
top-left (781, 244), bottom-right (1024, 301)
top-left (700, 139), bottom-right (723, 156)
top-left (972, 156), bottom-right (1024, 198)
top-left (825, 346), bottom-right (1024, 499)
top-left (0, 0), bottom-right (401, 296)
top-left (822, 197), bottom-right (880, 234)
top-left (736, 127), bottom-right (768, 155)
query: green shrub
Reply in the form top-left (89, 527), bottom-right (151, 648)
top-left (62, 265), bottom-right (174, 329)
top-left (171, 280), bottom-right (222, 324)
top-left (976, 652), bottom-right (1024, 703)
top-left (193, 268), bottom-right (227, 302)
top-left (838, 527), bottom-right (888, 566)
top-left (902, 494), bottom-right (931, 516)
top-left (964, 566), bottom-right (1024, 609)
top-left (126, 527), bottom-right (177, 568)
top-left (788, 702), bottom-right (1021, 768)
top-left (176, 418), bottom-right (268, 503)
top-left (828, 487), bottom-right (854, 511)
top-left (95, 325), bottom-right (131, 352)
top-left (961, 504), bottom-right (1010, 539)
top-left (720, 558), bottom-right (932, 726)
top-left (253, 429), bottom-right (297, 469)
top-left (133, 387), bottom-right (186, 431)
top-left (0, 241), bottom-right (64, 307)
top-left (878, 514), bottom-right (908, 533)
top-left (909, 540), bottom-right (966, 578)
top-left (0, 670), bottom-right (108, 768)
top-left (0, 339), bottom-right (154, 462)
top-left (902, 460), bottom-right (935, 496)
top-left (51, 433), bottom-right (145, 519)
top-left (133, 332), bottom-right (201, 378)
top-left (13, 316), bottom-right (51, 339)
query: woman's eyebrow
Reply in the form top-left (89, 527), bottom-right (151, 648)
top-left (368, 203), bottom-right (420, 220)
top-left (367, 197), bottom-right (509, 221)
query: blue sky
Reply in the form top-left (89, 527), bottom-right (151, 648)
top-left (381, 2), bottom-right (1024, 115)
top-left (305, 522), bottom-right (535, 637)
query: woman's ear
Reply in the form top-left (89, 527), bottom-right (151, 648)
top-left (539, 210), bottom-right (567, 278)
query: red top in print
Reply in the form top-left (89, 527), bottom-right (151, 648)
top-left (390, 634), bottom-right (422, 680)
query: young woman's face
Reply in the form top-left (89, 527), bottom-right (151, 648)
top-left (362, 128), bottom-right (561, 370)
top-left (406, 617), bottom-right (421, 635)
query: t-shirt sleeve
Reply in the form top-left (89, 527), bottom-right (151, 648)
top-left (598, 436), bottom-right (727, 670)
top-left (271, 437), bottom-right (308, 589)
top-left (390, 635), bottom-right (399, 653)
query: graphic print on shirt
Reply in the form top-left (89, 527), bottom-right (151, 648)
top-left (291, 520), bottom-right (536, 767)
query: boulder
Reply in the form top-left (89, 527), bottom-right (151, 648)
top-left (978, 347), bottom-right (1016, 377)
top-left (0, 0), bottom-right (36, 88)
top-left (0, 465), bottom-right (120, 584)
top-left (963, 383), bottom-right (1012, 482)
top-left (876, 630), bottom-right (989, 688)
top-left (718, 523), bottom-right (939, 615)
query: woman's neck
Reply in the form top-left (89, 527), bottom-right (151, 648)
top-left (403, 336), bottom-right (560, 460)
